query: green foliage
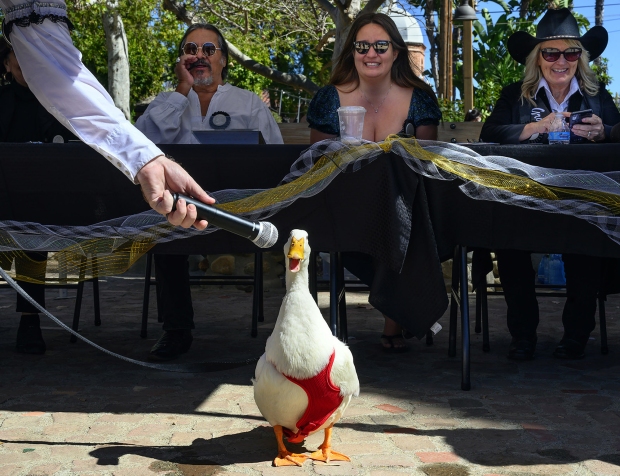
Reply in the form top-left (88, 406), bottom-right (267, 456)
top-left (438, 98), bottom-right (464, 122)
top-left (225, 31), bottom-right (273, 95)
top-left (592, 57), bottom-right (613, 87)
top-left (67, 0), bottom-right (182, 112)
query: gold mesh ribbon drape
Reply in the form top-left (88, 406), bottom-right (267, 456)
top-left (3, 136), bottom-right (620, 285)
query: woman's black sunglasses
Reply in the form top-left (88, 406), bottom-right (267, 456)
top-left (181, 42), bottom-right (221, 57)
top-left (540, 47), bottom-right (582, 62)
top-left (353, 40), bottom-right (392, 55)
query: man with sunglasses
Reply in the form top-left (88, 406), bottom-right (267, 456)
top-left (136, 23), bottom-right (282, 361)
top-left (481, 8), bottom-right (620, 361)
top-left (136, 23), bottom-right (282, 145)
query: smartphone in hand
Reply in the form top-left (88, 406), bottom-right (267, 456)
top-left (569, 109), bottom-right (593, 143)
top-left (569, 109), bottom-right (593, 128)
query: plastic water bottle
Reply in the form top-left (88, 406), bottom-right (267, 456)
top-left (548, 254), bottom-right (566, 286)
top-left (537, 254), bottom-right (549, 284)
top-left (548, 113), bottom-right (570, 144)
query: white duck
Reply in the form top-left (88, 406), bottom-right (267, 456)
top-left (253, 229), bottom-right (360, 467)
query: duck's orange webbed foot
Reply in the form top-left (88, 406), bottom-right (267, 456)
top-left (274, 451), bottom-right (309, 467)
top-left (308, 427), bottom-right (351, 463)
top-left (272, 425), bottom-right (308, 467)
top-left (309, 447), bottom-right (351, 463)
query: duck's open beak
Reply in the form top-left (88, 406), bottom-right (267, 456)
top-left (287, 237), bottom-right (305, 273)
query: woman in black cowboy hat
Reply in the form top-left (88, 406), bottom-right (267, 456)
top-left (480, 8), bottom-right (620, 361)
top-left (481, 8), bottom-right (619, 144)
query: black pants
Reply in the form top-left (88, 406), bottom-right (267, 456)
top-left (15, 252), bottom-right (47, 314)
top-left (496, 250), bottom-right (601, 343)
top-left (153, 254), bottom-right (194, 331)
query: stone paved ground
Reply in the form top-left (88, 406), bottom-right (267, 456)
top-left (1, 271), bottom-right (620, 476)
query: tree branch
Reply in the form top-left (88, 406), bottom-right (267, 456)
top-left (162, 0), bottom-right (194, 23)
top-left (361, 0), bottom-right (386, 15)
top-left (201, 3), bottom-right (245, 31)
top-left (314, 0), bottom-right (338, 23)
top-left (316, 28), bottom-right (336, 51)
top-left (227, 42), bottom-right (319, 94)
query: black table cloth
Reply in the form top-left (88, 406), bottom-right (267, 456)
top-left (2, 142), bottom-right (620, 339)
top-left (0, 143), bottom-right (447, 339)
top-left (427, 143), bottom-right (620, 261)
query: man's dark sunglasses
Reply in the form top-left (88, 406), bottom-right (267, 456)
top-left (353, 40), bottom-right (392, 55)
top-left (540, 47), bottom-right (582, 62)
top-left (181, 42), bottom-right (221, 57)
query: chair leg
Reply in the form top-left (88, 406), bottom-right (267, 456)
top-left (92, 277), bottom-right (101, 326)
top-left (599, 293), bottom-right (608, 355)
top-left (309, 253), bottom-right (318, 304)
top-left (329, 252), bottom-right (339, 337)
top-left (480, 284), bottom-right (490, 352)
top-left (336, 252), bottom-right (348, 343)
top-left (251, 251), bottom-right (263, 338)
top-left (70, 257), bottom-right (87, 343)
top-left (475, 287), bottom-right (482, 334)
top-left (140, 252), bottom-right (152, 339)
top-left (459, 246), bottom-right (471, 391)
top-left (426, 330), bottom-right (434, 346)
top-left (448, 246), bottom-right (460, 358)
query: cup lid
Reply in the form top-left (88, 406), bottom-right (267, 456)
top-left (337, 106), bottom-right (367, 113)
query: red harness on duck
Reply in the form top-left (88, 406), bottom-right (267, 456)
top-left (283, 350), bottom-right (343, 443)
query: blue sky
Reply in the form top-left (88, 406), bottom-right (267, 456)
top-left (406, 1), bottom-right (620, 97)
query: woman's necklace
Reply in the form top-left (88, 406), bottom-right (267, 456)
top-left (360, 83), bottom-right (393, 113)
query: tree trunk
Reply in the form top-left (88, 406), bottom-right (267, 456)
top-left (519, 0), bottom-right (530, 19)
top-left (424, 0), bottom-right (440, 91)
top-left (594, 0), bottom-right (604, 66)
top-left (103, 1), bottom-right (130, 119)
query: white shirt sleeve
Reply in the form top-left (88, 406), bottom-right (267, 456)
top-left (2, 0), bottom-right (163, 182)
top-left (135, 92), bottom-right (191, 144)
top-left (251, 94), bottom-right (284, 144)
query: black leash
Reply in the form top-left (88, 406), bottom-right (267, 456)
top-left (0, 266), bottom-right (259, 373)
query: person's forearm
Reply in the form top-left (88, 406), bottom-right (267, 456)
top-left (9, 17), bottom-right (161, 182)
top-left (518, 122), bottom-right (539, 142)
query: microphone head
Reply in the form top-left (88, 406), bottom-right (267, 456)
top-left (252, 221), bottom-right (279, 248)
top-left (611, 123), bottom-right (620, 143)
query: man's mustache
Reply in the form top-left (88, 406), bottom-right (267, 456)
top-left (189, 60), bottom-right (212, 71)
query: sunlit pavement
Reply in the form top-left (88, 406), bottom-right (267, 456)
top-left (0, 273), bottom-right (619, 476)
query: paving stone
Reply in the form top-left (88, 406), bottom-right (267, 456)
top-left (391, 435), bottom-right (436, 452)
top-left (416, 452), bottom-right (460, 463)
top-left (0, 465), bottom-right (23, 476)
top-left (583, 458), bottom-right (620, 475)
top-left (1, 281), bottom-right (620, 475)
top-left (25, 463), bottom-right (63, 475)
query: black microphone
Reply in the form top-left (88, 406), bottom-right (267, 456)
top-left (172, 193), bottom-right (278, 248)
top-left (611, 123), bottom-right (620, 143)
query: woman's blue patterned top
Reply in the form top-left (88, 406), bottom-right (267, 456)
top-left (307, 84), bottom-right (441, 136)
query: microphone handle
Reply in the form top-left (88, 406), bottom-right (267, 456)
top-left (172, 193), bottom-right (260, 241)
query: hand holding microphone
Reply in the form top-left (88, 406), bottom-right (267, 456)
top-left (172, 193), bottom-right (278, 248)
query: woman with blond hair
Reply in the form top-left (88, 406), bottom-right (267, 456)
top-left (481, 8), bottom-right (620, 361)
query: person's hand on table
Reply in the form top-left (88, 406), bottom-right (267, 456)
top-left (136, 155), bottom-right (215, 229)
top-left (570, 113), bottom-right (606, 142)
top-left (519, 112), bottom-right (557, 141)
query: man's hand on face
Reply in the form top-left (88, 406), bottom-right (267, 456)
top-left (175, 53), bottom-right (198, 96)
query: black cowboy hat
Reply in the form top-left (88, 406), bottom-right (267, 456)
top-left (507, 8), bottom-right (608, 65)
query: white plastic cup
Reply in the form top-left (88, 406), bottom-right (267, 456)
top-left (337, 106), bottom-right (366, 143)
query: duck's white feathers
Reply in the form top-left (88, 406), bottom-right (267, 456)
top-left (253, 230), bottom-right (359, 435)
